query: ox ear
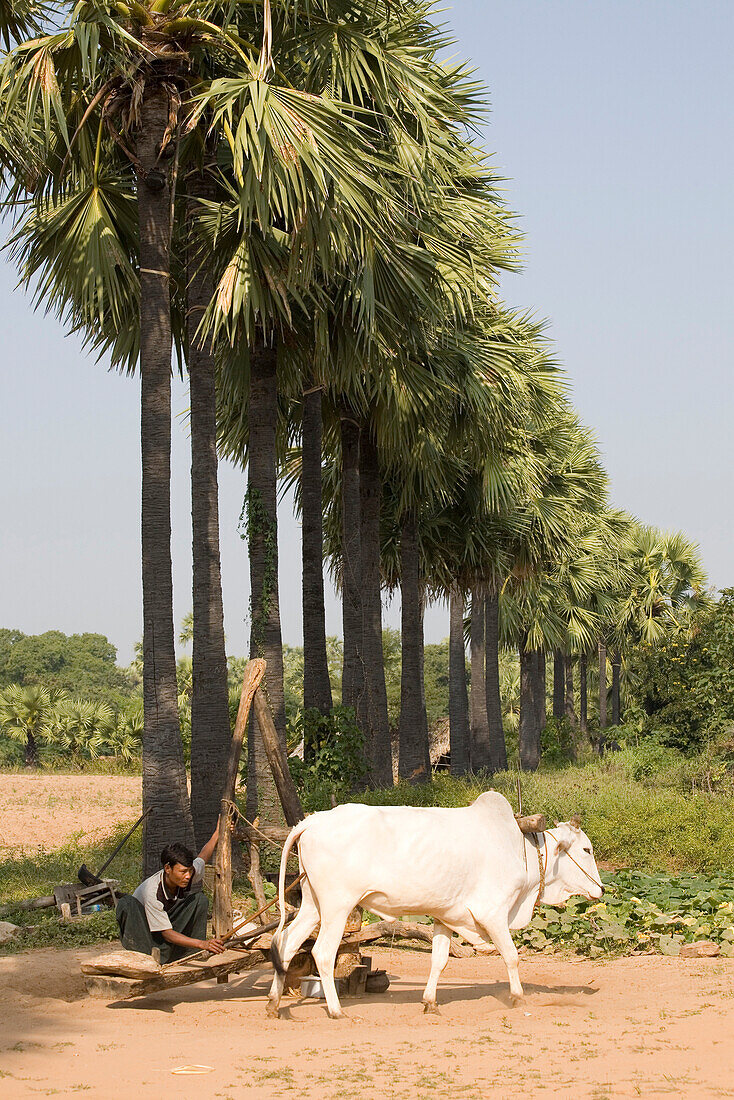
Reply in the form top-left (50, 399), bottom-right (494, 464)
top-left (555, 833), bottom-right (572, 853)
top-left (570, 814), bottom-right (582, 830)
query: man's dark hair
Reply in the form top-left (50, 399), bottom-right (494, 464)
top-left (161, 842), bottom-right (195, 869)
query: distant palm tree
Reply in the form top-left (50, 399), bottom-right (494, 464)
top-left (0, 684), bottom-right (67, 766)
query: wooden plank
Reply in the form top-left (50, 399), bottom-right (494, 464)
top-left (83, 947), bottom-right (270, 1000)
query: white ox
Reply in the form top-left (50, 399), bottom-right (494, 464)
top-left (268, 791), bottom-right (603, 1018)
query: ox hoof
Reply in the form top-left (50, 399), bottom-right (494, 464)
top-left (423, 1002), bottom-right (439, 1015)
top-left (509, 993), bottom-right (525, 1008)
top-left (266, 1000), bottom-right (281, 1020)
top-left (327, 1009), bottom-right (346, 1020)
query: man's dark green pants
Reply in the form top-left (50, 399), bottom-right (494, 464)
top-left (115, 892), bottom-right (208, 964)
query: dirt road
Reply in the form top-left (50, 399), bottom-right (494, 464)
top-left (0, 944), bottom-right (731, 1098)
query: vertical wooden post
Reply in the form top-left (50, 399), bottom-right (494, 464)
top-left (212, 659), bottom-right (265, 938)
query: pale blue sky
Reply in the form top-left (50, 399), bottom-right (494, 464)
top-left (1, 1), bottom-right (732, 664)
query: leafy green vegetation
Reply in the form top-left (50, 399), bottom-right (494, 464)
top-left (522, 871), bottom-right (734, 958)
top-left (0, 629), bottom-right (135, 705)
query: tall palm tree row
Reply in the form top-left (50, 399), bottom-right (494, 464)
top-left (0, 0), bottom-right (712, 834)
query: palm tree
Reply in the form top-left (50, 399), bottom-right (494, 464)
top-left (0, 684), bottom-right (67, 765)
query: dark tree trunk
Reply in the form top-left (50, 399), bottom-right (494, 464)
top-left (301, 387), bottom-right (332, 720)
top-left (611, 650), bottom-right (621, 726)
top-left (552, 650), bottom-right (565, 720)
top-left (564, 654), bottom-right (577, 728)
top-left (340, 410), bottom-right (364, 717)
top-left (598, 641), bottom-right (608, 754)
top-left (449, 586), bottom-right (470, 776)
top-left (485, 593), bottom-right (507, 772)
top-left (247, 338), bottom-right (286, 825)
top-left (25, 731), bottom-right (37, 768)
top-left (359, 432), bottom-right (392, 786)
top-left (579, 653), bottom-right (588, 734)
top-left (598, 642), bottom-right (608, 731)
top-left (138, 85), bottom-right (194, 874)
top-left (536, 650), bottom-right (547, 730)
top-left (469, 591), bottom-right (491, 771)
top-left (187, 179), bottom-right (231, 849)
top-left (398, 514), bottom-right (430, 782)
top-left (519, 641), bottom-right (541, 771)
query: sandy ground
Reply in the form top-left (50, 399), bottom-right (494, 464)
top-left (0, 774), bottom-right (141, 853)
top-left (0, 945), bottom-right (732, 1099)
top-left (2, 775), bottom-right (733, 1096)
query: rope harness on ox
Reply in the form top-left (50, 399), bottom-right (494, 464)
top-left (525, 827), bottom-right (605, 913)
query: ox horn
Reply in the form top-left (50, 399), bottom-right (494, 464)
top-left (570, 814), bottom-right (582, 829)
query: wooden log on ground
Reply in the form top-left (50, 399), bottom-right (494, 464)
top-left (213, 659), bottom-right (266, 938)
top-left (82, 947), bottom-right (270, 1000)
top-left (0, 895), bottom-right (55, 919)
top-left (252, 687), bottom-right (304, 827)
top-left (342, 920), bottom-right (474, 959)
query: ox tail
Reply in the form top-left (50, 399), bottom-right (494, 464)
top-left (270, 818), bottom-right (310, 976)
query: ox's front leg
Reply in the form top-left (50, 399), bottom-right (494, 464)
top-left (422, 922), bottom-right (451, 1014)
top-left (311, 905), bottom-right (353, 1019)
top-left (479, 914), bottom-right (524, 1005)
top-left (267, 879), bottom-right (320, 1019)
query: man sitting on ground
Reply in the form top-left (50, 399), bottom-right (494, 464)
top-left (116, 824), bottom-right (224, 963)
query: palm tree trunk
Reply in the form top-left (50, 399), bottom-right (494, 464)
top-left (301, 387), bottom-right (332, 721)
top-left (485, 593), bottom-right (507, 771)
top-left (359, 432), bottom-right (392, 786)
top-left (536, 650), bottom-right (547, 730)
top-left (552, 650), bottom-right (565, 720)
top-left (564, 655), bottom-right (577, 727)
top-left (25, 730), bottom-right (37, 768)
top-left (449, 586), bottom-right (470, 776)
top-left (611, 650), bottom-right (621, 726)
top-left (579, 653), bottom-right (588, 734)
top-left (470, 590), bottom-right (491, 771)
top-left (138, 85), bottom-right (194, 874)
top-left (519, 640), bottom-right (541, 771)
top-left (187, 180), bottom-right (231, 849)
top-left (340, 408), bottom-right (364, 717)
top-left (599, 642), bottom-right (608, 726)
top-left (247, 337), bottom-right (286, 825)
top-left (598, 641), bottom-right (608, 753)
top-left (398, 514), bottom-right (430, 782)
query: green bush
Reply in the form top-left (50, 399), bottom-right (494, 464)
top-left (540, 717), bottom-right (577, 766)
top-left (288, 706), bottom-right (367, 811)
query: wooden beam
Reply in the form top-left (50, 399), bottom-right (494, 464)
top-left (83, 947), bottom-right (270, 1000)
top-left (252, 687), bottom-right (304, 827)
top-left (213, 659), bottom-right (266, 937)
top-left (342, 920), bottom-right (474, 959)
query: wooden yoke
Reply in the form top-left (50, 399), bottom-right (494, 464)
top-left (212, 658), bottom-right (265, 937)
